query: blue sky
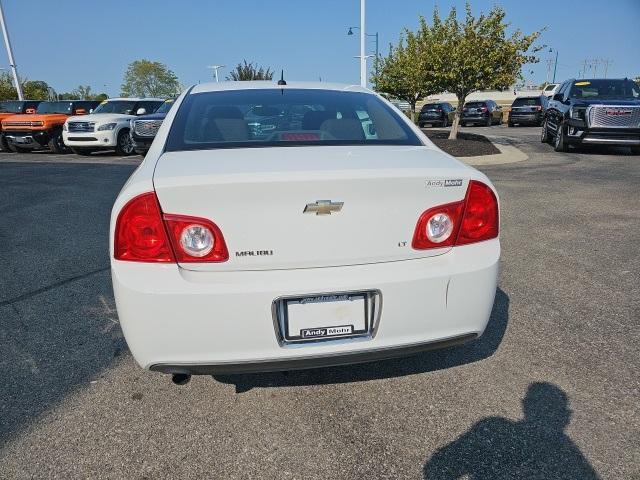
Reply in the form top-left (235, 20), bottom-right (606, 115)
top-left (3, 0), bottom-right (639, 96)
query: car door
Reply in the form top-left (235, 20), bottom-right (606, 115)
top-left (547, 82), bottom-right (569, 130)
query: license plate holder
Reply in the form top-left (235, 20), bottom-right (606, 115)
top-left (272, 290), bottom-right (382, 345)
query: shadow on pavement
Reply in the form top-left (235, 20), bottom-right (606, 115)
top-left (214, 288), bottom-right (509, 393)
top-left (423, 382), bottom-right (600, 479)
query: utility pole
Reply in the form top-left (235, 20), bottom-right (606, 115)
top-left (0, 0), bottom-right (23, 100)
top-left (360, 0), bottom-right (366, 88)
top-left (601, 59), bottom-right (613, 78)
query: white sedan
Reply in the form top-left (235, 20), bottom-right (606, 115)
top-left (110, 81), bottom-right (500, 383)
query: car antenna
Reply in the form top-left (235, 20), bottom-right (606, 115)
top-left (277, 70), bottom-right (287, 86)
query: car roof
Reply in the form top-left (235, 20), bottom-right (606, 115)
top-left (190, 81), bottom-right (368, 95)
top-left (101, 97), bottom-right (165, 102)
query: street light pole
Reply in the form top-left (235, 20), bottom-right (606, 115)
top-left (206, 65), bottom-right (225, 82)
top-left (347, 26), bottom-right (378, 85)
top-left (0, 0), bottom-right (23, 100)
top-left (360, 0), bottom-right (366, 88)
top-left (552, 50), bottom-right (558, 83)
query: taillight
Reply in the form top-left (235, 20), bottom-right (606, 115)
top-left (114, 193), bottom-right (229, 263)
top-left (164, 215), bottom-right (228, 263)
top-left (114, 192), bottom-right (174, 262)
top-left (480, 107), bottom-right (488, 112)
top-left (412, 181), bottom-right (498, 250)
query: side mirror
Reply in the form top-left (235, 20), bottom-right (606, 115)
top-left (553, 93), bottom-right (564, 102)
top-left (136, 108), bottom-right (147, 115)
top-left (89, 109), bottom-right (94, 114)
top-left (74, 108), bottom-right (86, 115)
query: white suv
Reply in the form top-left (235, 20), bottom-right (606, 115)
top-left (63, 98), bottom-right (164, 155)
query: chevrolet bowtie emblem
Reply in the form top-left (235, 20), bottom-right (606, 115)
top-left (303, 200), bottom-right (344, 215)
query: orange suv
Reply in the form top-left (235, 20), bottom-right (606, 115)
top-left (0, 100), bottom-right (42, 151)
top-left (1, 100), bottom-right (99, 153)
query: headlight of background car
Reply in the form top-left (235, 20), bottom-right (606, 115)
top-left (97, 123), bottom-right (117, 131)
top-left (62, 123), bottom-right (68, 131)
top-left (569, 107), bottom-right (586, 121)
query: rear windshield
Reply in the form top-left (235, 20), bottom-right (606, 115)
top-left (464, 102), bottom-right (486, 108)
top-left (569, 79), bottom-right (640, 99)
top-left (0, 101), bottom-right (24, 113)
top-left (36, 102), bottom-right (73, 114)
top-left (421, 104), bottom-right (444, 111)
top-left (165, 88), bottom-right (421, 152)
top-left (512, 97), bottom-right (542, 106)
top-left (92, 100), bottom-right (138, 114)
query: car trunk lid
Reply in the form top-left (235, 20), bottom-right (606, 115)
top-left (153, 145), bottom-right (472, 271)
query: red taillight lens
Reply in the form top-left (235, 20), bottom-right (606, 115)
top-left (114, 192), bottom-right (175, 262)
top-left (457, 181), bottom-right (499, 245)
top-left (412, 201), bottom-right (465, 249)
top-left (412, 181), bottom-right (498, 250)
top-left (164, 214), bottom-right (228, 263)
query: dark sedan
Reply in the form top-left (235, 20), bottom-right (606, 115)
top-left (508, 96), bottom-right (547, 127)
top-left (418, 102), bottom-right (456, 127)
top-left (461, 100), bottom-right (503, 126)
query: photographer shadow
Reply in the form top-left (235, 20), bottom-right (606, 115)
top-left (214, 288), bottom-right (509, 393)
top-left (423, 382), bottom-right (600, 479)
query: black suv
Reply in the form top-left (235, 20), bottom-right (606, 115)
top-left (130, 99), bottom-right (174, 155)
top-left (461, 100), bottom-right (503, 126)
top-left (508, 96), bottom-right (547, 127)
top-left (418, 102), bottom-right (455, 127)
top-left (542, 78), bottom-right (640, 153)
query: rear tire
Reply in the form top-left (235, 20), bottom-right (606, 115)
top-left (508, 122), bottom-right (514, 128)
top-left (486, 116), bottom-right (492, 127)
top-left (631, 146), bottom-right (640, 155)
top-left (442, 116), bottom-right (448, 128)
top-left (115, 129), bottom-right (134, 156)
top-left (48, 131), bottom-right (68, 154)
top-left (553, 122), bottom-right (568, 152)
top-left (70, 147), bottom-right (94, 156)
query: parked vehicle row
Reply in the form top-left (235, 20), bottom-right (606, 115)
top-left (0, 97), bottom-right (172, 155)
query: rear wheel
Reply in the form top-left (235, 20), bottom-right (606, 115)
top-left (115, 129), bottom-right (134, 156)
top-left (508, 121), bottom-right (514, 128)
top-left (553, 122), bottom-right (568, 152)
top-left (442, 116), bottom-right (448, 128)
top-left (70, 147), bottom-right (94, 156)
top-left (48, 131), bottom-right (68, 154)
top-left (485, 116), bottom-right (492, 127)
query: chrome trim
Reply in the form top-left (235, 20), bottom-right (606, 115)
top-left (271, 289), bottom-right (382, 347)
top-left (587, 105), bottom-right (640, 129)
top-left (581, 137), bottom-right (640, 145)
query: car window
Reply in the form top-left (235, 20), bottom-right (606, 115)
top-left (93, 100), bottom-right (138, 114)
top-left (165, 89), bottom-right (422, 152)
top-left (138, 101), bottom-right (163, 114)
top-left (512, 97), bottom-right (542, 107)
top-left (36, 102), bottom-right (73, 114)
top-left (465, 102), bottom-right (486, 108)
top-left (569, 79), bottom-right (640, 99)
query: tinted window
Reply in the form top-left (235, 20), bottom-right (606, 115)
top-left (512, 97), bottom-right (542, 106)
top-left (569, 79), bottom-right (640, 99)
top-left (92, 100), bottom-right (138, 114)
top-left (0, 101), bottom-right (24, 113)
top-left (36, 102), bottom-right (73, 114)
top-left (138, 101), bottom-right (163, 114)
top-left (465, 102), bottom-right (487, 108)
top-left (165, 89), bottom-right (422, 152)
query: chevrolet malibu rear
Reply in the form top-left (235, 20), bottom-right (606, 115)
top-left (110, 82), bottom-right (500, 378)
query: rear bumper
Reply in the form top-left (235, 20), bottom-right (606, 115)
top-left (112, 239), bottom-right (500, 374)
top-left (131, 135), bottom-right (153, 151)
top-left (508, 113), bottom-right (542, 124)
top-left (461, 114), bottom-right (489, 123)
top-left (63, 129), bottom-right (118, 148)
top-left (418, 115), bottom-right (445, 125)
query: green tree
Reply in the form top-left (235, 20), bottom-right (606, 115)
top-left (59, 85), bottom-right (109, 101)
top-left (428, 4), bottom-right (543, 139)
top-left (371, 24), bottom-right (442, 121)
top-left (121, 59), bottom-right (181, 97)
top-left (0, 73), bottom-right (56, 100)
top-left (226, 60), bottom-right (274, 81)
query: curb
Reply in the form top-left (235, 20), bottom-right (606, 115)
top-left (459, 141), bottom-right (528, 165)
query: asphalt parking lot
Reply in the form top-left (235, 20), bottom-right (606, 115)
top-left (1, 127), bottom-right (638, 479)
